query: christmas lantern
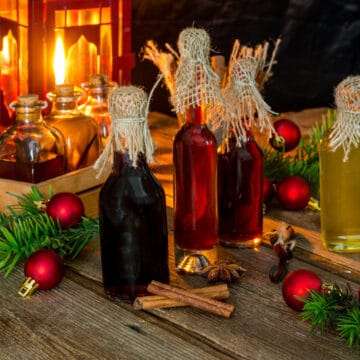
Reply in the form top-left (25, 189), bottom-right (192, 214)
top-left (0, 0), bottom-right (134, 106)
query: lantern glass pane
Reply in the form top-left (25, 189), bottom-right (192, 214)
top-left (55, 10), bottom-right (65, 28)
top-left (66, 8), bottom-right (100, 27)
top-left (0, 0), bottom-right (17, 21)
top-left (18, 0), bottom-right (28, 26)
top-left (101, 7), bottom-right (111, 24)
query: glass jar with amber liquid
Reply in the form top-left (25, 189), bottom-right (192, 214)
top-left (320, 76), bottom-right (360, 252)
top-left (0, 94), bottom-right (65, 182)
top-left (45, 85), bottom-right (101, 173)
top-left (320, 128), bottom-right (360, 252)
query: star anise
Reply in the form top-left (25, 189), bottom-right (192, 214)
top-left (200, 262), bottom-right (246, 283)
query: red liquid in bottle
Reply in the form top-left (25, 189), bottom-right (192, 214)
top-left (99, 152), bottom-right (169, 301)
top-left (218, 132), bottom-right (263, 247)
top-left (0, 154), bottom-right (65, 183)
top-left (173, 106), bottom-right (218, 250)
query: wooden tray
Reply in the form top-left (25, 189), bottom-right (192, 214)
top-left (0, 166), bottom-right (109, 218)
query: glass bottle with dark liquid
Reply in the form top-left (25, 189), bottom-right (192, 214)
top-left (45, 85), bottom-right (101, 173)
top-left (218, 130), bottom-right (263, 247)
top-left (99, 151), bottom-right (169, 300)
top-left (173, 105), bottom-right (218, 271)
top-left (0, 94), bottom-right (66, 183)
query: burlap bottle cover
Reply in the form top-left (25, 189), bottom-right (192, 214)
top-left (329, 75), bottom-right (360, 161)
top-left (171, 27), bottom-right (224, 122)
top-left (216, 56), bottom-right (277, 145)
top-left (93, 85), bottom-right (155, 178)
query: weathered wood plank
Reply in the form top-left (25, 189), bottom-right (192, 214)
top-left (0, 266), bottom-right (233, 360)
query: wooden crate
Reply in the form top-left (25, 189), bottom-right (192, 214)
top-left (0, 166), bottom-right (109, 218)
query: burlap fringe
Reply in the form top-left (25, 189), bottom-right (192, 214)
top-left (93, 80), bottom-right (162, 178)
top-left (329, 75), bottom-right (360, 161)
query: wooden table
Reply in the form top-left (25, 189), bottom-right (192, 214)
top-left (1, 112), bottom-right (360, 360)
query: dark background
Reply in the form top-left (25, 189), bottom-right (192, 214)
top-left (131, 0), bottom-right (360, 115)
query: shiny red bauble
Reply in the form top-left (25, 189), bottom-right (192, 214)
top-left (270, 119), bottom-right (301, 152)
top-left (263, 176), bottom-right (275, 204)
top-left (24, 249), bottom-right (65, 290)
top-left (282, 269), bottom-right (322, 311)
top-left (276, 176), bottom-right (311, 210)
top-left (46, 192), bottom-right (85, 229)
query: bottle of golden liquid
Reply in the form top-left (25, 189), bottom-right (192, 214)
top-left (319, 76), bottom-right (360, 252)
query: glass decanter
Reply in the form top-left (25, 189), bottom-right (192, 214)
top-left (45, 84), bottom-right (101, 173)
top-left (81, 74), bottom-right (116, 149)
top-left (0, 94), bottom-right (66, 182)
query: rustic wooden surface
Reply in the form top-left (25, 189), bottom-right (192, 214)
top-left (1, 110), bottom-right (360, 360)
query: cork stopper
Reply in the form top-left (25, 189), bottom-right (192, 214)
top-left (90, 74), bottom-right (109, 86)
top-left (55, 84), bottom-right (74, 96)
top-left (9, 94), bottom-right (47, 112)
top-left (18, 94), bottom-right (39, 106)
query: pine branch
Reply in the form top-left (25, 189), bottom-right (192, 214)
top-left (300, 284), bottom-right (360, 350)
top-left (338, 306), bottom-right (360, 350)
top-left (0, 187), bottom-right (99, 276)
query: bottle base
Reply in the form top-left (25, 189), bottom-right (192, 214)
top-left (219, 236), bottom-right (262, 248)
top-left (322, 239), bottom-right (360, 253)
top-left (175, 247), bottom-right (218, 274)
top-left (104, 284), bottom-right (148, 302)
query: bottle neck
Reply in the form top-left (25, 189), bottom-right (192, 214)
top-left (113, 151), bottom-right (147, 170)
top-left (184, 105), bottom-right (206, 126)
top-left (53, 99), bottom-right (77, 111)
top-left (15, 109), bottom-right (42, 124)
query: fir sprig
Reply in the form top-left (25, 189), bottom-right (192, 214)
top-left (263, 109), bottom-right (336, 198)
top-left (300, 284), bottom-right (360, 350)
top-left (0, 187), bottom-right (99, 276)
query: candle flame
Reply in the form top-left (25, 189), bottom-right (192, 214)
top-left (2, 36), bottom-right (10, 64)
top-left (54, 35), bottom-right (66, 84)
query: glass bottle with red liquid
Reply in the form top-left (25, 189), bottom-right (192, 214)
top-left (173, 104), bottom-right (218, 272)
top-left (0, 94), bottom-right (66, 183)
top-left (97, 86), bottom-right (169, 301)
top-left (218, 129), bottom-right (263, 247)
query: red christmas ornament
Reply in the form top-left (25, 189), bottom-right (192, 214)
top-left (46, 192), bottom-right (85, 229)
top-left (282, 269), bottom-right (322, 311)
top-left (276, 176), bottom-right (311, 210)
top-left (263, 176), bottom-right (275, 204)
top-left (270, 118), bottom-right (301, 152)
top-left (18, 249), bottom-right (65, 297)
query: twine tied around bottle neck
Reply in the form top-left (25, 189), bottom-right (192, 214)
top-left (222, 57), bottom-right (277, 142)
top-left (329, 76), bottom-right (360, 162)
top-left (171, 27), bottom-right (223, 121)
top-left (93, 75), bottom-right (163, 178)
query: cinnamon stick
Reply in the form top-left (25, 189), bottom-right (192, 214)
top-left (146, 281), bottom-right (235, 318)
top-left (134, 284), bottom-right (230, 310)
